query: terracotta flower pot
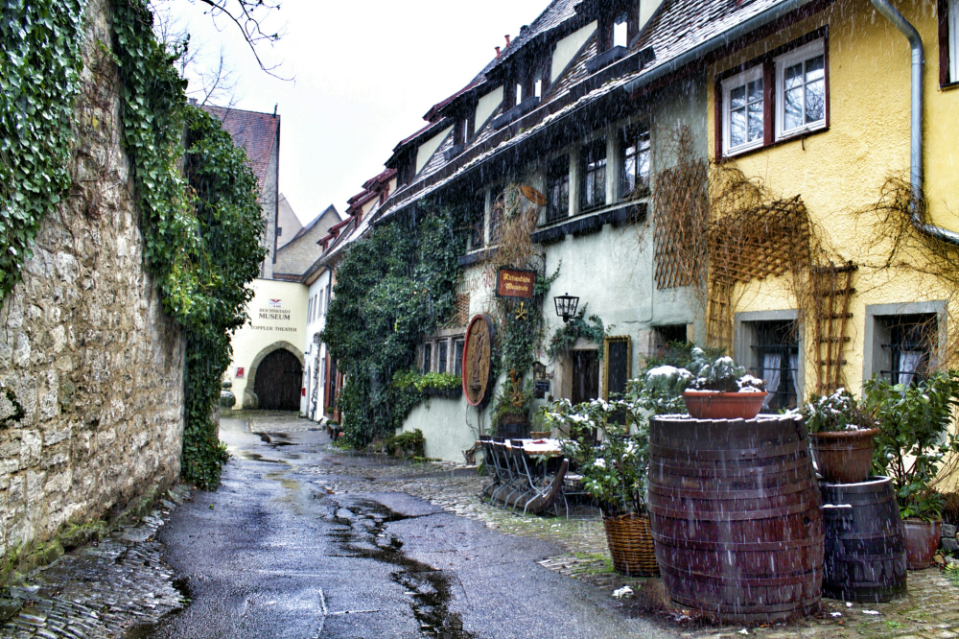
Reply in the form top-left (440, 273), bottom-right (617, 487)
top-left (902, 519), bottom-right (941, 570)
top-left (682, 390), bottom-right (768, 420)
top-left (810, 428), bottom-right (879, 484)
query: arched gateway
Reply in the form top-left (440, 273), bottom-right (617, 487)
top-left (244, 342), bottom-right (304, 410)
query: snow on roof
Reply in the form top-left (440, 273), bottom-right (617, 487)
top-left (374, 0), bottom-right (803, 225)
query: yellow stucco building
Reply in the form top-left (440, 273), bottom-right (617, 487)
top-left (229, 279), bottom-right (308, 410)
top-left (697, 0), bottom-right (958, 414)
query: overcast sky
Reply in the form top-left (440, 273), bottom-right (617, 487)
top-left (159, 0), bottom-right (549, 225)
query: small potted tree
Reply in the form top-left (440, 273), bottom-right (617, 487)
top-left (682, 348), bottom-right (767, 419)
top-left (864, 371), bottom-right (959, 570)
top-left (542, 397), bottom-right (658, 576)
top-left (799, 388), bottom-right (879, 483)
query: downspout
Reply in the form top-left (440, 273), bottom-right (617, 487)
top-left (869, 0), bottom-right (959, 244)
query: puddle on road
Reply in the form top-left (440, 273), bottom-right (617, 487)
top-left (232, 450), bottom-right (287, 464)
top-left (328, 499), bottom-right (476, 639)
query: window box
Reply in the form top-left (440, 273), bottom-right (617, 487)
top-left (717, 32), bottom-right (828, 158)
top-left (424, 386), bottom-right (463, 399)
top-left (443, 144), bottom-right (465, 162)
top-left (585, 45), bottom-right (627, 74)
top-left (531, 203), bottom-right (641, 244)
top-left (491, 96), bottom-right (541, 130)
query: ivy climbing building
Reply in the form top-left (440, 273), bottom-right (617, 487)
top-left (319, 0), bottom-right (959, 477)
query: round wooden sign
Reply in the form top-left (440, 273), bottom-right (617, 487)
top-left (462, 314), bottom-right (495, 407)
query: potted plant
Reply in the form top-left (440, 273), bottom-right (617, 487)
top-left (798, 387), bottom-right (879, 484)
top-left (491, 370), bottom-right (533, 438)
top-left (864, 371), bottom-right (959, 570)
top-left (682, 348), bottom-right (767, 419)
top-left (392, 369), bottom-right (463, 399)
top-left (541, 396), bottom-right (658, 576)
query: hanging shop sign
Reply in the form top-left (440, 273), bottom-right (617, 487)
top-left (496, 268), bottom-right (536, 300)
top-left (463, 314), bottom-right (496, 406)
top-left (520, 185), bottom-right (547, 207)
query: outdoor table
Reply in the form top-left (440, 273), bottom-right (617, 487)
top-left (479, 437), bottom-right (569, 515)
top-left (514, 438), bottom-right (563, 456)
top-left (476, 438), bottom-right (564, 456)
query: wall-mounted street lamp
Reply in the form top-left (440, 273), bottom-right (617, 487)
top-left (553, 293), bottom-right (579, 323)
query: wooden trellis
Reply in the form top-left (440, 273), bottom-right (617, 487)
top-left (707, 196), bottom-right (811, 285)
top-left (704, 197), bottom-right (812, 350)
top-left (652, 161), bottom-right (708, 290)
top-left (811, 262), bottom-right (857, 395)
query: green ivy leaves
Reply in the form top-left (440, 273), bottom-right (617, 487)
top-left (0, 0), bottom-right (85, 302)
top-left (112, 0), bottom-right (265, 489)
top-left (0, 0), bottom-right (262, 491)
top-left (321, 206), bottom-right (465, 446)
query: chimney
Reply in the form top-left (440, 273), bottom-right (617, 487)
top-left (505, 34), bottom-right (511, 47)
top-left (495, 46), bottom-right (501, 58)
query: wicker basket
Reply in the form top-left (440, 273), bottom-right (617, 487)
top-left (602, 512), bottom-right (659, 576)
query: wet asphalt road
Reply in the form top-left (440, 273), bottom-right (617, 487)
top-left (145, 416), bottom-right (677, 639)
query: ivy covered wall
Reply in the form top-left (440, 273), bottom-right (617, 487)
top-left (0, 0), bottom-right (265, 563)
top-left (321, 205), bottom-right (466, 446)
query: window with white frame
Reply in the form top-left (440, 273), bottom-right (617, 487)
top-left (950, 0), bottom-right (959, 83)
top-left (621, 124), bottom-right (650, 198)
top-left (722, 65), bottom-right (765, 155)
top-left (720, 35), bottom-right (828, 156)
top-left (775, 39), bottom-right (826, 139)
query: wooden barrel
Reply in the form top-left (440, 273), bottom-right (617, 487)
top-left (820, 477), bottom-right (907, 602)
top-left (648, 414), bottom-right (824, 624)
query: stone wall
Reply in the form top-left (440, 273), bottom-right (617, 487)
top-left (0, 0), bottom-right (185, 560)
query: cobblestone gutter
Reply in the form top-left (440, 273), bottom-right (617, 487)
top-left (0, 487), bottom-right (191, 639)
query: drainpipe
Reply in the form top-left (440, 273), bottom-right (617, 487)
top-left (869, 0), bottom-right (959, 244)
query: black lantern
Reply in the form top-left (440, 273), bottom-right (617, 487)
top-left (554, 293), bottom-right (579, 323)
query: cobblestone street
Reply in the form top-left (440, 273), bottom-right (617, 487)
top-left (0, 489), bottom-right (189, 639)
top-left (1, 412), bottom-right (957, 638)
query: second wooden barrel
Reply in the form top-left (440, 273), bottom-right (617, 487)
top-left (820, 477), bottom-right (907, 602)
top-left (648, 414), bottom-right (824, 624)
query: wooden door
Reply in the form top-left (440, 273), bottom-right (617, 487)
top-left (254, 349), bottom-right (303, 411)
top-left (571, 350), bottom-right (599, 405)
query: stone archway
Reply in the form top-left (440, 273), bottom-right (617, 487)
top-left (243, 341), bottom-right (305, 410)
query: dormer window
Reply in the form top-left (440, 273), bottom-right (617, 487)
top-left (453, 115), bottom-right (473, 147)
top-left (613, 12), bottom-right (628, 49)
top-left (599, 4), bottom-right (638, 52)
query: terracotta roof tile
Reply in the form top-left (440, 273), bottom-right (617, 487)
top-left (204, 105), bottom-right (280, 190)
